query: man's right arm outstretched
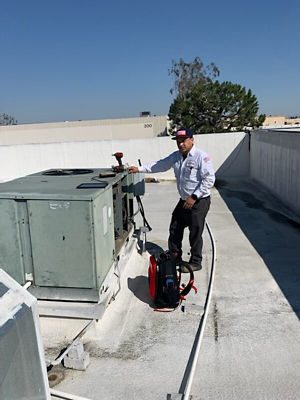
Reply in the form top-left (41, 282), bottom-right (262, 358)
top-left (128, 153), bottom-right (175, 174)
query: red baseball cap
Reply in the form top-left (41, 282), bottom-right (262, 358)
top-left (172, 128), bottom-right (194, 140)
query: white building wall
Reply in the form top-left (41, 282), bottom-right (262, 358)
top-left (250, 130), bottom-right (300, 217)
top-left (0, 132), bottom-right (248, 183)
top-left (0, 115), bottom-right (168, 145)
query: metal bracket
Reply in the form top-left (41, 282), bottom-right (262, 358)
top-left (139, 226), bottom-right (150, 253)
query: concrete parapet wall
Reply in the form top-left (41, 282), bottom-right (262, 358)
top-left (250, 130), bottom-right (300, 217)
top-left (0, 132), bottom-right (248, 183)
top-left (1, 127), bottom-right (299, 218)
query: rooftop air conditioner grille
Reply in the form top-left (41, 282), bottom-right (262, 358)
top-left (42, 169), bottom-right (94, 176)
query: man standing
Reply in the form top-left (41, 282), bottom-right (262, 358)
top-left (128, 128), bottom-right (215, 272)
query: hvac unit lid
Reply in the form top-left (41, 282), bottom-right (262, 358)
top-left (0, 168), bottom-right (127, 200)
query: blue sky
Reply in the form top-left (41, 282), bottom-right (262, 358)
top-left (1, 0), bottom-right (299, 124)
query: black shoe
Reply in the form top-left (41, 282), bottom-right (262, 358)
top-left (179, 261), bottom-right (202, 273)
top-left (189, 263), bottom-right (202, 271)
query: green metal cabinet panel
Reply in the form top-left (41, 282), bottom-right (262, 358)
top-left (122, 172), bottom-right (145, 198)
top-left (28, 200), bottom-right (96, 288)
top-left (0, 168), bottom-right (142, 301)
top-left (92, 188), bottom-right (115, 287)
top-left (0, 200), bottom-right (25, 284)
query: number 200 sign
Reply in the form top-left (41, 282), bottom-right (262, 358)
top-left (144, 124), bottom-right (152, 128)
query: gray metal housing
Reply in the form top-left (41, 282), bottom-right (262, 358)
top-left (0, 269), bottom-right (50, 400)
top-left (0, 168), bottom-right (144, 302)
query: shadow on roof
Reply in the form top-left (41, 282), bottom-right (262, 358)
top-left (215, 178), bottom-right (300, 320)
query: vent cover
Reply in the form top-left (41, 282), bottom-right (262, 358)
top-left (42, 169), bottom-right (94, 176)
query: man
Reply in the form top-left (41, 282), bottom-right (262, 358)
top-left (128, 128), bottom-right (215, 272)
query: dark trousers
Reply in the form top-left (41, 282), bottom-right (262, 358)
top-left (168, 196), bottom-right (211, 266)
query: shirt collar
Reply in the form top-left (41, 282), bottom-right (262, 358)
top-left (188, 144), bottom-right (196, 157)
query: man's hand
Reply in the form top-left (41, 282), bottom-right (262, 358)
top-left (183, 196), bottom-right (196, 209)
top-left (128, 166), bottom-right (139, 174)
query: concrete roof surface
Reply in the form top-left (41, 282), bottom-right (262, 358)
top-left (45, 180), bottom-right (300, 400)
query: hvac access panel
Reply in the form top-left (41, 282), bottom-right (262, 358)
top-left (28, 200), bottom-right (97, 288)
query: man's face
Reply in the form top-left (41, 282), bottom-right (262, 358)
top-left (176, 137), bottom-right (194, 155)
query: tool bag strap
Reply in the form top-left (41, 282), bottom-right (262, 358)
top-left (180, 265), bottom-right (194, 297)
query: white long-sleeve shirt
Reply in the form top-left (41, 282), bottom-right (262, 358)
top-left (138, 145), bottom-right (215, 200)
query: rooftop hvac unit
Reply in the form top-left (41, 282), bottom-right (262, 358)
top-left (0, 269), bottom-right (50, 400)
top-left (0, 168), bottom-right (144, 310)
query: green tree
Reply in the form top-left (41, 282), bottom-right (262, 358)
top-left (0, 113), bottom-right (17, 125)
top-left (168, 57), bottom-right (219, 97)
top-left (169, 80), bottom-right (265, 134)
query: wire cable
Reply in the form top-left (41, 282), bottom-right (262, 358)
top-left (172, 220), bottom-right (216, 400)
top-left (50, 388), bottom-right (91, 400)
top-left (136, 195), bottom-right (152, 231)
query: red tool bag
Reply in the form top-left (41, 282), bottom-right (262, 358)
top-left (148, 251), bottom-right (195, 310)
